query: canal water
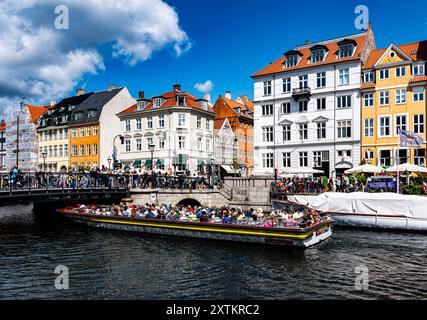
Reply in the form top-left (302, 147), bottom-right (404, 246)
top-left (0, 205), bottom-right (426, 300)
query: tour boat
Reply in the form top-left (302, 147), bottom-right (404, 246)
top-left (57, 207), bottom-right (333, 248)
top-left (273, 192), bottom-right (427, 232)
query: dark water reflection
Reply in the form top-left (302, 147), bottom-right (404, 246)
top-left (0, 206), bottom-right (426, 300)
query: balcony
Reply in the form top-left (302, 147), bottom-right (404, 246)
top-left (292, 87), bottom-right (311, 101)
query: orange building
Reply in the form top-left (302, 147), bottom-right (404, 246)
top-left (212, 92), bottom-right (254, 175)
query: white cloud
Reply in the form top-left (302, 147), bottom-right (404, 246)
top-left (194, 80), bottom-right (214, 93)
top-left (0, 0), bottom-right (190, 114)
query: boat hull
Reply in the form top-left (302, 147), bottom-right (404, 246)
top-left (58, 210), bottom-right (333, 248)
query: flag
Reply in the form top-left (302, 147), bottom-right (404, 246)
top-left (399, 130), bottom-right (424, 148)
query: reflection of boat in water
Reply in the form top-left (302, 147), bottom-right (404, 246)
top-left (57, 206), bottom-right (333, 248)
top-left (273, 192), bottom-right (427, 232)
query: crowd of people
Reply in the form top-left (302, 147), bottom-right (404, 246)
top-left (72, 202), bottom-right (327, 229)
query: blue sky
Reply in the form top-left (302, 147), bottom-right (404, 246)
top-left (1, 0), bottom-right (427, 112)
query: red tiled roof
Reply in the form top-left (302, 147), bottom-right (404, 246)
top-left (0, 121), bottom-right (6, 130)
top-left (361, 83), bottom-right (376, 89)
top-left (364, 41), bottom-right (427, 69)
top-left (214, 118), bottom-right (226, 130)
top-left (252, 33), bottom-right (369, 77)
top-left (238, 96), bottom-right (254, 112)
top-left (221, 96), bottom-right (254, 119)
top-left (410, 75), bottom-right (427, 83)
top-left (26, 105), bottom-right (49, 123)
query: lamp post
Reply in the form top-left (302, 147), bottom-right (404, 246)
top-left (107, 156), bottom-right (112, 171)
top-left (149, 143), bottom-right (155, 171)
top-left (112, 134), bottom-right (124, 169)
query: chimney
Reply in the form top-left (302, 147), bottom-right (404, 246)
top-left (76, 88), bottom-right (85, 96)
top-left (304, 40), bottom-right (311, 45)
top-left (244, 95), bottom-right (248, 100)
top-left (225, 91), bottom-right (232, 100)
top-left (173, 84), bottom-right (181, 91)
top-left (50, 100), bottom-right (56, 106)
top-left (203, 93), bottom-right (211, 105)
top-left (108, 84), bottom-right (115, 91)
top-left (138, 91), bottom-right (145, 99)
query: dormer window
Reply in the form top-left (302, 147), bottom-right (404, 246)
top-left (235, 107), bottom-right (241, 113)
top-left (197, 100), bottom-right (208, 110)
top-left (47, 109), bottom-right (53, 115)
top-left (177, 95), bottom-right (185, 106)
top-left (87, 109), bottom-right (97, 118)
top-left (338, 43), bottom-right (355, 58)
top-left (311, 49), bottom-right (325, 63)
top-left (74, 111), bottom-right (84, 121)
top-left (153, 98), bottom-right (162, 108)
top-left (68, 105), bottom-right (75, 111)
top-left (286, 54), bottom-right (299, 68)
top-left (137, 100), bottom-right (147, 110)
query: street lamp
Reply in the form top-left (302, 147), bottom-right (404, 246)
top-left (149, 143), bottom-right (155, 171)
top-left (107, 156), bottom-right (112, 170)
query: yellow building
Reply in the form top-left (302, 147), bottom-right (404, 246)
top-left (361, 41), bottom-right (427, 167)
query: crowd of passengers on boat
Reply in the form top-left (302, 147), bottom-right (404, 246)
top-left (71, 203), bottom-right (328, 229)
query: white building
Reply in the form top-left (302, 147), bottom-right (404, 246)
top-left (117, 84), bottom-right (216, 173)
top-left (251, 27), bottom-right (375, 177)
top-left (214, 117), bottom-right (236, 167)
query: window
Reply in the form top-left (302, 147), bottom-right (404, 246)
top-left (414, 149), bottom-right (425, 166)
top-left (311, 49), bottom-right (325, 63)
top-left (93, 126), bottom-right (98, 136)
top-left (298, 123), bottom-right (308, 140)
top-left (64, 144), bottom-right (69, 157)
top-left (298, 100), bottom-right (308, 112)
top-left (413, 87), bottom-right (425, 102)
top-left (395, 89), bottom-right (407, 104)
top-left (153, 98), bottom-right (162, 107)
top-left (337, 120), bottom-right (352, 138)
top-left (299, 75), bottom-right (308, 88)
top-left (53, 145), bottom-right (57, 157)
top-left (159, 137), bottom-right (165, 150)
top-left (286, 55), bottom-right (298, 68)
top-left (197, 137), bottom-right (202, 151)
top-left (86, 127), bottom-right (91, 136)
top-left (413, 64), bottom-right (425, 76)
top-left (395, 114), bottom-right (407, 135)
top-left (147, 137), bottom-right (153, 149)
top-left (262, 126), bottom-right (274, 142)
top-left (414, 114), bottom-right (425, 134)
top-left (147, 117), bottom-right (153, 129)
top-left (263, 81), bottom-right (272, 95)
top-left (197, 116), bottom-right (201, 128)
top-left (379, 116), bottom-right (391, 137)
top-left (337, 95), bottom-right (351, 109)
top-left (178, 114), bottom-right (185, 127)
top-left (80, 128), bottom-right (84, 137)
top-left (206, 120), bottom-right (210, 131)
top-left (316, 98), bottom-right (326, 110)
top-left (93, 144), bottom-right (98, 156)
top-left (364, 118), bottom-right (374, 137)
top-left (379, 69), bottom-right (389, 80)
top-left (159, 115), bottom-right (165, 128)
top-left (364, 71), bottom-right (375, 83)
top-left (206, 138), bottom-right (211, 152)
top-left (282, 124), bottom-right (291, 141)
top-left (339, 68), bottom-right (350, 85)
top-left (339, 44), bottom-right (354, 58)
top-left (282, 153), bottom-right (291, 168)
top-left (397, 149), bottom-right (408, 164)
top-left (396, 66), bottom-right (406, 77)
top-left (59, 145), bottom-right (63, 157)
top-left (365, 150), bottom-right (374, 161)
top-left (364, 93), bottom-right (374, 107)
top-left (53, 130), bottom-right (57, 140)
top-left (72, 145), bottom-right (77, 156)
top-left (316, 72), bottom-right (326, 88)
top-left (136, 119), bottom-right (142, 130)
top-left (281, 102), bottom-right (291, 114)
top-left (317, 122), bottom-right (326, 139)
top-left (379, 91), bottom-right (390, 105)
top-left (313, 151), bottom-right (322, 167)
top-left (262, 104), bottom-right (273, 116)
top-left (299, 152), bottom-right (308, 167)
top-left (136, 139), bottom-right (142, 151)
top-left (74, 112), bottom-right (84, 121)
top-left (125, 140), bottom-right (131, 152)
top-left (178, 136), bottom-right (185, 149)
top-left (262, 153), bottom-right (274, 168)
top-left (86, 144), bottom-right (91, 156)
top-left (283, 78), bottom-right (291, 93)
top-left (137, 100), bottom-right (146, 110)
top-left (79, 145), bottom-right (84, 156)
top-left (88, 110), bottom-right (97, 118)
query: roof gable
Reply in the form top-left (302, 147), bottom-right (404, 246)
top-left (375, 44), bottom-right (413, 67)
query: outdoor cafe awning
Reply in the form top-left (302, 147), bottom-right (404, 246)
top-left (221, 165), bottom-right (239, 174)
top-left (198, 160), bottom-right (206, 166)
top-left (155, 159), bottom-right (164, 166)
top-left (133, 160), bottom-right (142, 166)
top-left (144, 159), bottom-right (152, 167)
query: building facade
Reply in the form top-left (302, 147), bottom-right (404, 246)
top-left (117, 84), bottom-right (215, 173)
top-left (361, 41), bottom-right (427, 167)
top-left (212, 93), bottom-right (254, 176)
top-left (214, 117), bottom-right (236, 168)
top-left (252, 27), bottom-right (375, 177)
top-left (0, 120), bottom-right (5, 170)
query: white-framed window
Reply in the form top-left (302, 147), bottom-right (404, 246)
top-left (413, 87), bottom-right (425, 102)
top-left (299, 75), bottom-right (308, 88)
top-left (71, 146), bottom-right (77, 157)
top-left (298, 100), bottom-right (308, 112)
top-left (395, 66), bottom-right (406, 77)
top-left (365, 150), bottom-right (374, 161)
top-left (262, 153), bottom-right (274, 168)
top-left (125, 140), bottom-right (131, 152)
top-left (337, 150), bottom-right (351, 158)
top-left (379, 69), bottom-right (390, 80)
top-left (364, 71), bottom-right (375, 83)
top-left (64, 144), bottom-right (69, 157)
top-left (282, 124), bottom-right (291, 141)
top-left (153, 98), bottom-right (162, 107)
top-left (136, 119), bottom-right (142, 130)
top-left (298, 123), bottom-right (308, 140)
top-left (286, 55), bottom-right (298, 68)
top-left (281, 102), bottom-right (291, 114)
top-left (379, 91), bottom-right (390, 105)
top-left (178, 136), bottom-right (185, 149)
top-left (147, 137), bottom-right (153, 149)
top-left (414, 149), bottom-right (425, 166)
top-left (197, 137), bottom-right (202, 151)
top-left (311, 49), bottom-right (325, 63)
top-left (263, 81), bottom-right (272, 95)
top-left (364, 118), bottom-right (374, 137)
top-left (72, 128), bottom-right (77, 138)
top-left (159, 115), bottom-right (165, 128)
top-left (196, 116), bottom-right (201, 128)
top-left (159, 137), bottom-right (165, 150)
top-left (178, 114), bottom-right (185, 127)
top-left (64, 128), bottom-right (69, 139)
top-left (282, 153), bottom-right (291, 168)
top-left (283, 78), bottom-right (291, 93)
top-left (93, 144), bottom-right (98, 156)
top-left (339, 68), bottom-right (350, 85)
top-left (316, 72), bottom-right (326, 88)
top-left (262, 126), bottom-right (274, 142)
top-left (337, 120), bottom-right (352, 138)
top-left (413, 64), bottom-right (425, 76)
top-left (85, 127), bottom-right (90, 136)
top-left (414, 114), bottom-right (425, 134)
top-left (136, 139), bottom-right (142, 151)
top-left (206, 120), bottom-right (210, 131)
top-left (79, 127), bottom-right (84, 137)
top-left (93, 126), bottom-right (98, 136)
top-left (86, 144), bottom-right (91, 156)
top-left (364, 93), bottom-right (374, 107)
top-left (53, 145), bottom-right (57, 157)
top-left (379, 116), bottom-right (391, 137)
top-left (338, 43), bottom-right (354, 58)
top-left (147, 117), bottom-right (153, 129)
top-left (206, 138), bottom-right (211, 152)
top-left (397, 149), bottom-right (409, 164)
top-left (299, 152), bottom-right (308, 167)
top-left (395, 89), bottom-right (407, 104)
top-left (313, 151), bottom-right (322, 167)
top-left (395, 114), bottom-right (407, 135)
top-left (316, 98), bottom-right (326, 110)
top-left (59, 145), bottom-right (63, 157)
top-left (79, 145), bottom-right (84, 156)
top-left (317, 122), bottom-right (326, 139)
top-left (261, 104), bottom-right (274, 116)
top-left (337, 95), bottom-right (351, 109)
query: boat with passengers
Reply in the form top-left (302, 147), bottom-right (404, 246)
top-left (57, 203), bottom-right (333, 248)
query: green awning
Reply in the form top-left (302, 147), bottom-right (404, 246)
top-left (155, 159), bottom-right (164, 165)
top-left (133, 160), bottom-right (142, 166)
top-left (198, 160), bottom-right (206, 166)
top-left (144, 159), bottom-right (152, 167)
